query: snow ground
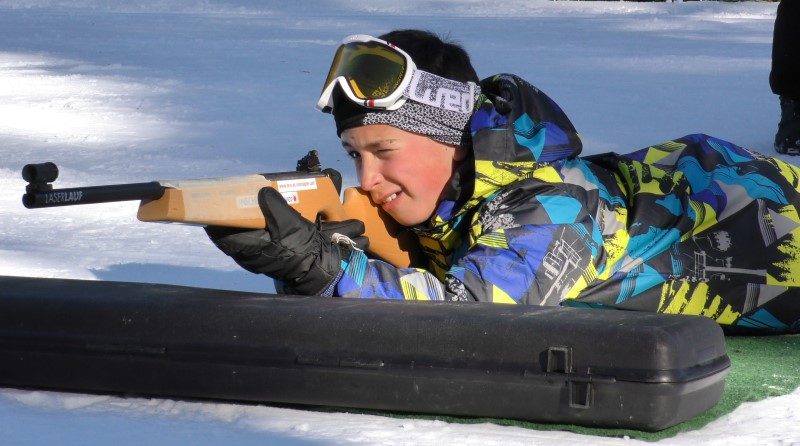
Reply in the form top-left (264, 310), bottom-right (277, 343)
top-left (0, 0), bottom-right (798, 444)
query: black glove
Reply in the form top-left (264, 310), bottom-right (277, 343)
top-left (205, 187), bottom-right (368, 295)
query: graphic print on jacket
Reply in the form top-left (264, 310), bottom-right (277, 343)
top-left (593, 136), bottom-right (800, 333)
top-left (334, 73), bottom-right (799, 333)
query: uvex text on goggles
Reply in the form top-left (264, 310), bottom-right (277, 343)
top-left (316, 34), bottom-right (478, 114)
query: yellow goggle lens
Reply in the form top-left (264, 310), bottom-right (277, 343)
top-left (322, 41), bottom-right (408, 100)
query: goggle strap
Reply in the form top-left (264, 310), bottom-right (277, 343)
top-left (403, 70), bottom-right (478, 114)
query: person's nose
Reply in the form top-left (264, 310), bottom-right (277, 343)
top-left (357, 156), bottom-right (383, 192)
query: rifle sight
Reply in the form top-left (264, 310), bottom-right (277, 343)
top-left (22, 162), bottom-right (59, 187)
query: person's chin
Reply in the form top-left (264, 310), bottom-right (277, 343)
top-left (390, 209), bottom-right (428, 227)
top-left (383, 194), bottom-right (430, 226)
top-left (388, 210), bottom-right (413, 227)
top-left (386, 206), bottom-right (416, 227)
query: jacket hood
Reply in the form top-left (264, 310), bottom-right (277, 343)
top-left (416, 74), bottom-right (583, 276)
top-left (434, 74), bottom-right (583, 220)
top-left (472, 73), bottom-right (582, 165)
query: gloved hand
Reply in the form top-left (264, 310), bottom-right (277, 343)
top-left (205, 187), bottom-right (368, 295)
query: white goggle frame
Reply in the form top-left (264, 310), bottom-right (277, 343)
top-left (316, 34), bottom-right (478, 114)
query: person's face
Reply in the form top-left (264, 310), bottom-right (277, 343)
top-left (341, 124), bottom-right (465, 226)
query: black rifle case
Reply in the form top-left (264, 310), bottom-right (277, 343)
top-left (0, 275), bottom-right (730, 431)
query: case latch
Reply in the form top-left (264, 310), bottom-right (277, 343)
top-left (568, 379), bottom-right (592, 409)
top-left (545, 346), bottom-right (593, 409)
top-left (545, 346), bottom-right (572, 373)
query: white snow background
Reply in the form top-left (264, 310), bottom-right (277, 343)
top-left (0, 0), bottom-right (798, 444)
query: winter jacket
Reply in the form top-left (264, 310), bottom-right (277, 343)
top-left (334, 73), bottom-right (800, 334)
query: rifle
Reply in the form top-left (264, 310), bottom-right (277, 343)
top-left (21, 151), bottom-right (420, 268)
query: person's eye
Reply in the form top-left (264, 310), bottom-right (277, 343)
top-left (347, 151), bottom-right (360, 160)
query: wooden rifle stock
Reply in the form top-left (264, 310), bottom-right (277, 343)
top-left (136, 172), bottom-right (418, 267)
top-left (22, 154), bottom-right (420, 268)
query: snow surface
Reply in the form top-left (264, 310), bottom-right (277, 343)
top-left (0, 0), bottom-right (798, 444)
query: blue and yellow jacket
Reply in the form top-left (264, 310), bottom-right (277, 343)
top-left (335, 74), bottom-right (800, 333)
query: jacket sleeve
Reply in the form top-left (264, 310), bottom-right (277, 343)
top-left (334, 181), bottom-right (605, 305)
top-left (334, 252), bottom-right (449, 300)
top-left (448, 220), bottom-right (602, 305)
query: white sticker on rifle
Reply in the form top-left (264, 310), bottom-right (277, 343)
top-left (236, 195), bottom-right (258, 208)
top-left (277, 178), bottom-right (317, 192)
top-left (281, 191), bottom-right (299, 204)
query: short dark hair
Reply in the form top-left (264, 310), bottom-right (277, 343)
top-left (379, 29), bottom-right (479, 84)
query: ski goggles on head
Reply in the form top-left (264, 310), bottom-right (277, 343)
top-left (316, 34), bottom-right (478, 114)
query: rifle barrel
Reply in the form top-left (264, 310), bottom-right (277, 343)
top-left (22, 182), bottom-right (166, 209)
